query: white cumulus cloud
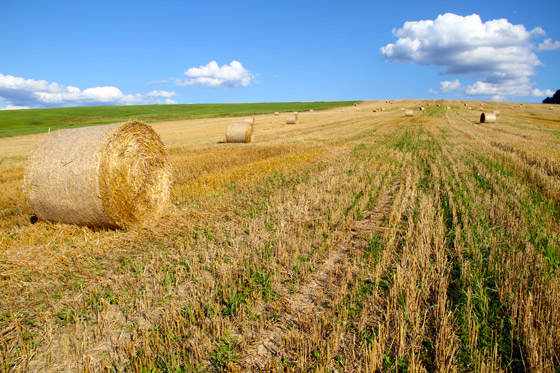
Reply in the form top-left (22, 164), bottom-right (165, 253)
top-left (440, 79), bottom-right (461, 92)
top-left (380, 13), bottom-right (556, 99)
top-left (536, 38), bottom-right (560, 51)
top-left (0, 74), bottom-right (177, 108)
top-left (531, 88), bottom-right (555, 97)
top-left (146, 90), bottom-right (177, 104)
top-left (177, 61), bottom-right (254, 88)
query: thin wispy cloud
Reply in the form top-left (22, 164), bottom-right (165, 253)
top-left (380, 13), bottom-right (558, 99)
top-left (0, 74), bottom-right (176, 109)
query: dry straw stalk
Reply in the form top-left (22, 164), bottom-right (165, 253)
top-left (24, 120), bottom-right (172, 229)
top-left (226, 122), bottom-right (254, 143)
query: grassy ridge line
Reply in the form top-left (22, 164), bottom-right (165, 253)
top-left (0, 101), bottom-right (357, 138)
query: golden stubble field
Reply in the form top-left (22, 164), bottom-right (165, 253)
top-left (1, 100), bottom-right (559, 371)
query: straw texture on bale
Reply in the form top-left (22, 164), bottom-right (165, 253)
top-left (24, 120), bottom-right (172, 229)
top-left (480, 113), bottom-right (496, 123)
top-left (226, 122), bottom-right (254, 143)
top-left (405, 110), bottom-right (413, 117)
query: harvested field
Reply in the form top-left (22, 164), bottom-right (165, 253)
top-left (1, 100), bottom-right (559, 371)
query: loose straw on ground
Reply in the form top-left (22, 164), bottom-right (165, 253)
top-left (226, 122), bottom-right (254, 143)
top-left (24, 120), bottom-right (172, 229)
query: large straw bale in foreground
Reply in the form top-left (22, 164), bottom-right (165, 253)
top-left (226, 122), bottom-right (254, 143)
top-left (24, 120), bottom-right (172, 229)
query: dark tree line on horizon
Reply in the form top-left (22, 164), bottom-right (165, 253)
top-left (543, 89), bottom-right (560, 104)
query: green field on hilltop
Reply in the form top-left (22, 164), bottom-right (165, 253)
top-left (0, 101), bottom-right (357, 138)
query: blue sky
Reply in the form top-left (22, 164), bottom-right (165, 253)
top-left (1, 0), bottom-right (559, 109)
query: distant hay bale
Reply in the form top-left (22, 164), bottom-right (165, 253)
top-left (354, 103), bottom-right (358, 107)
top-left (226, 122), bottom-right (254, 143)
top-left (405, 110), bottom-right (413, 117)
top-left (420, 107), bottom-right (425, 111)
top-left (446, 107), bottom-right (451, 110)
top-left (286, 116), bottom-right (297, 125)
top-left (494, 110), bottom-right (500, 116)
top-left (464, 103), bottom-right (467, 106)
top-left (479, 107), bottom-right (484, 111)
top-left (467, 107), bottom-right (472, 110)
top-left (373, 109), bottom-right (377, 112)
top-left (309, 109), bottom-right (314, 112)
top-left (274, 112), bottom-right (280, 116)
top-left (400, 108), bottom-right (405, 111)
top-left (480, 113), bottom-right (496, 123)
top-left (24, 120), bottom-right (172, 229)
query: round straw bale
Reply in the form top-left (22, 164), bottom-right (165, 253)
top-left (467, 107), bottom-right (472, 110)
top-left (480, 113), bottom-right (496, 123)
top-left (494, 110), bottom-right (500, 116)
top-left (226, 122), bottom-right (254, 143)
top-left (420, 107), bottom-right (425, 111)
top-left (446, 107), bottom-right (451, 110)
top-left (24, 120), bottom-right (172, 229)
top-left (286, 116), bottom-right (297, 125)
top-left (309, 109), bottom-right (314, 112)
top-left (274, 112), bottom-right (279, 116)
top-left (405, 110), bottom-right (413, 117)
